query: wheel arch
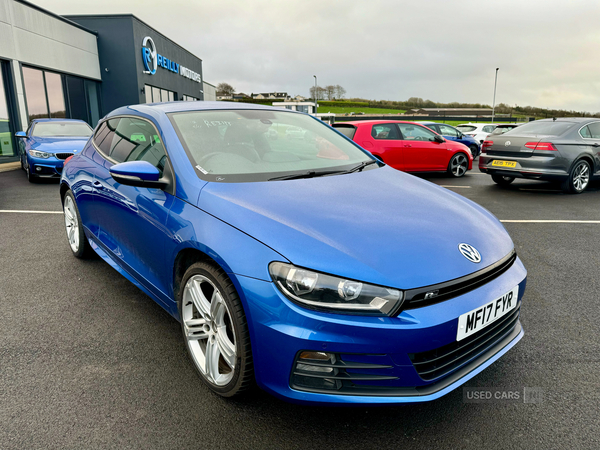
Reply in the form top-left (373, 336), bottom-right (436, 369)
top-left (571, 154), bottom-right (594, 175)
top-left (172, 247), bottom-right (222, 305)
top-left (59, 181), bottom-right (70, 205)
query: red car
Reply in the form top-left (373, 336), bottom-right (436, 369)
top-left (332, 121), bottom-right (473, 177)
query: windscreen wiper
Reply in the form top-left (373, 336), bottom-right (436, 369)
top-left (268, 160), bottom-right (380, 181)
top-left (268, 170), bottom-right (342, 181)
top-left (342, 159), bottom-right (380, 174)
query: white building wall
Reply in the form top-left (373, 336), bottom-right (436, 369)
top-left (203, 82), bottom-right (216, 101)
top-left (0, 0), bottom-right (100, 80)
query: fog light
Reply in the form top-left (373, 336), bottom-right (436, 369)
top-left (36, 167), bottom-right (41, 172)
top-left (296, 363), bottom-right (333, 373)
top-left (299, 351), bottom-right (332, 361)
top-left (292, 351), bottom-right (341, 390)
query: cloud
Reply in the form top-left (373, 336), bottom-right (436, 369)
top-left (36, 0), bottom-right (600, 112)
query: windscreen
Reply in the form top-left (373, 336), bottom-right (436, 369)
top-left (504, 121), bottom-right (576, 137)
top-left (170, 110), bottom-right (373, 182)
top-left (32, 122), bottom-right (93, 137)
top-left (457, 125), bottom-right (477, 133)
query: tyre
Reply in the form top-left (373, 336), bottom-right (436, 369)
top-left (469, 145), bottom-right (479, 158)
top-left (26, 163), bottom-right (37, 183)
top-left (63, 190), bottom-right (92, 258)
top-left (178, 261), bottom-right (253, 397)
top-left (562, 159), bottom-right (590, 194)
top-left (447, 153), bottom-right (468, 177)
top-left (491, 174), bottom-right (515, 186)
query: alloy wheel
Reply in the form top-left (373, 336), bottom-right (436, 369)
top-left (182, 275), bottom-right (237, 386)
top-left (572, 162), bottom-right (590, 193)
top-left (449, 154), bottom-right (468, 177)
top-left (63, 195), bottom-right (80, 252)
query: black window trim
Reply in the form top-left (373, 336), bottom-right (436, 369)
top-left (578, 121), bottom-right (600, 140)
top-left (397, 122), bottom-right (438, 140)
top-left (92, 114), bottom-right (176, 195)
top-left (371, 123), bottom-right (403, 140)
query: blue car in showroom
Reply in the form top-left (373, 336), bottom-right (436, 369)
top-left (60, 102), bottom-right (526, 405)
top-left (419, 122), bottom-right (482, 157)
top-left (17, 118), bottom-right (93, 182)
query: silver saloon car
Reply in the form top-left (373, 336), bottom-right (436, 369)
top-left (479, 118), bottom-right (599, 194)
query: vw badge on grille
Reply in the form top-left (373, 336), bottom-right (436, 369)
top-left (458, 243), bottom-right (481, 263)
top-left (505, 141), bottom-right (511, 147)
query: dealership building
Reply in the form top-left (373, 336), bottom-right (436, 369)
top-left (0, 0), bottom-right (215, 164)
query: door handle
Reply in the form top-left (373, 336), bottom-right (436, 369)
top-left (593, 143), bottom-right (599, 147)
top-left (404, 144), bottom-right (412, 147)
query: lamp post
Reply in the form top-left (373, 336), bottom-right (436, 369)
top-left (313, 75), bottom-right (317, 115)
top-left (491, 68), bottom-right (499, 123)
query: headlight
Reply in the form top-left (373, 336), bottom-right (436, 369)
top-left (269, 262), bottom-right (403, 316)
top-left (28, 149), bottom-right (51, 158)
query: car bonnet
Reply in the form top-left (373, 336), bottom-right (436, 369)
top-left (197, 166), bottom-right (514, 290)
top-left (29, 136), bottom-right (91, 153)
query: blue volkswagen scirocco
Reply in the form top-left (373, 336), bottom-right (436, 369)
top-left (60, 102), bottom-right (526, 405)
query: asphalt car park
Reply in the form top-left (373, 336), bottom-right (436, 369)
top-left (1, 165), bottom-right (599, 449)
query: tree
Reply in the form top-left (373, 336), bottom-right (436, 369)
top-left (309, 85), bottom-right (326, 100)
top-left (216, 83), bottom-right (235, 96)
top-left (325, 85), bottom-right (336, 100)
top-left (335, 85), bottom-right (346, 99)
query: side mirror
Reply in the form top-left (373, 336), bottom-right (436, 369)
top-left (433, 134), bottom-right (445, 143)
top-left (15, 131), bottom-right (27, 138)
top-left (109, 160), bottom-right (168, 189)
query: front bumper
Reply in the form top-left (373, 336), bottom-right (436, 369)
top-left (479, 153), bottom-right (569, 180)
top-left (27, 155), bottom-right (65, 177)
top-left (235, 257), bottom-right (527, 405)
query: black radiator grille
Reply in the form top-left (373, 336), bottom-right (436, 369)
top-left (409, 306), bottom-right (521, 381)
top-left (402, 250), bottom-right (516, 310)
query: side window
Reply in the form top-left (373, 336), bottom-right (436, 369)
top-left (439, 125), bottom-right (459, 137)
top-left (93, 119), bottom-right (118, 155)
top-left (580, 126), bottom-right (592, 139)
top-left (108, 117), bottom-right (167, 175)
top-left (371, 124), bottom-right (399, 139)
top-left (586, 122), bottom-right (600, 139)
top-left (397, 124), bottom-right (436, 141)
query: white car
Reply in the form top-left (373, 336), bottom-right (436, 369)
top-left (456, 123), bottom-right (498, 144)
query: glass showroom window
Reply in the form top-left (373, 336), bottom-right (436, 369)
top-left (0, 65), bottom-right (15, 156)
top-left (22, 67), bottom-right (66, 121)
top-left (145, 85), bottom-right (176, 103)
top-left (182, 95), bottom-right (198, 101)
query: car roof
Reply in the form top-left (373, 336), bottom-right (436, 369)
top-left (333, 120), bottom-right (432, 126)
top-left (109, 101), bottom-right (298, 117)
top-left (531, 117), bottom-right (592, 123)
top-left (31, 118), bottom-right (89, 123)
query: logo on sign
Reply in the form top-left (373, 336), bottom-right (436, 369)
top-left (458, 243), bottom-right (481, 263)
top-left (142, 36), bottom-right (157, 75)
top-left (141, 36), bottom-right (202, 84)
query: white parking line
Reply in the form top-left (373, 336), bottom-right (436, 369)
top-left (501, 220), bottom-right (600, 223)
top-left (0, 210), bottom-right (62, 214)
top-left (440, 185), bottom-right (471, 189)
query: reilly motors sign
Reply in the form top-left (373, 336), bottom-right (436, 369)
top-left (141, 36), bottom-right (202, 83)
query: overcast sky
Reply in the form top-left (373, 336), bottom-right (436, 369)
top-left (36, 0), bottom-right (600, 112)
